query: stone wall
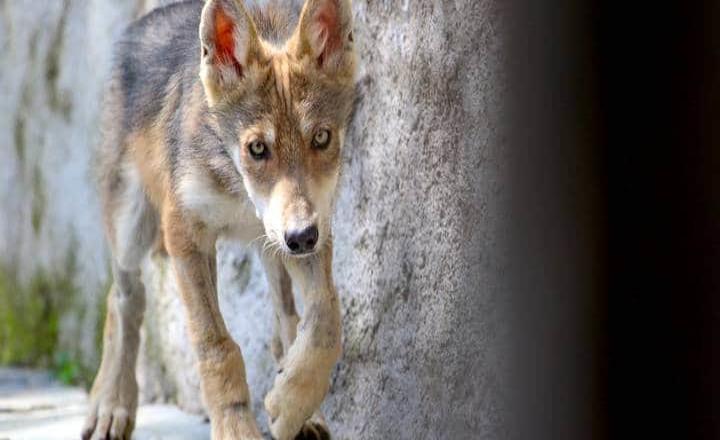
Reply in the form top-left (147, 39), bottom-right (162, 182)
top-left (0, 1), bottom-right (506, 438)
top-left (0, 0), bottom-right (139, 373)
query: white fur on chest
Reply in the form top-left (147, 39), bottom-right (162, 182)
top-left (177, 167), bottom-right (263, 243)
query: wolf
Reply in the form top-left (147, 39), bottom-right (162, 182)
top-left (81, 0), bottom-right (356, 439)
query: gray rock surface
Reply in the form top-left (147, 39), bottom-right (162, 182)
top-left (327, 3), bottom-right (506, 438)
top-left (0, 0), bottom-right (506, 439)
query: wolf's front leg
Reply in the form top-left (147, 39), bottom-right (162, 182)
top-left (171, 248), bottom-right (262, 440)
top-left (259, 252), bottom-right (331, 439)
top-left (82, 271), bottom-right (144, 440)
top-left (264, 244), bottom-right (342, 440)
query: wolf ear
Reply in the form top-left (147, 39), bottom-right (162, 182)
top-left (294, 0), bottom-right (355, 74)
top-left (199, 0), bottom-right (261, 104)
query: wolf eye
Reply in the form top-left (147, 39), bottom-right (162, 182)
top-left (312, 129), bottom-right (331, 149)
top-left (248, 140), bottom-right (268, 160)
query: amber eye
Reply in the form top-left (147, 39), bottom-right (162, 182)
top-left (248, 140), bottom-right (268, 160)
top-left (312, 128), bottom-right (331, 149)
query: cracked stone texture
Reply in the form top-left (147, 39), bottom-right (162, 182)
top-left (0, 1), bottom-right (506, 439)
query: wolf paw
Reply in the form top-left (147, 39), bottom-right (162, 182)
top-left (293, 412), bottom-right (331, 440)
top-left (81, 382), bottom-right (137, 440)
top-left (265, 370), bottom-right (329, 440)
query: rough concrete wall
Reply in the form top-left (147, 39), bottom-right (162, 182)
top-left (0, 0), bottom-right (505, 438)
top-left (327, 2), bottom-right (506, 438)
top-left (0, 0), bottom-right (140, 371)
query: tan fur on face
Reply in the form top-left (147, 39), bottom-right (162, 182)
top-left (196, 0), bottom-right (356, 254)
top-left (226, 46), bottom-right (353, 252)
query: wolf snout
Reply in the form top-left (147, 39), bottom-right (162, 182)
top-left (284, 224), bottom-right (319, 254)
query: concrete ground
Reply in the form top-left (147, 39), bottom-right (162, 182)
top-left (0, 368), bottom-right (209, 440)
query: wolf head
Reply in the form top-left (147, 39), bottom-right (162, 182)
top-left (198, 0), bottom-right (356, 256)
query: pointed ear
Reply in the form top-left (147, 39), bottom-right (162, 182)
top-left (199, 0), bottom-right (262, 105)
top-left (294, 0), bottom-right (355, 74)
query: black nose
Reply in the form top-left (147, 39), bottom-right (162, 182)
top-left (284, 225), bottom-right (319, 254)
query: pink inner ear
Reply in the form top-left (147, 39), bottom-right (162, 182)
top-left (314, 0), bottom-right (342, 67)
top-left (213, 5), bottom-right (243, 76)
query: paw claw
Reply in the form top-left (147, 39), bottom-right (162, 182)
top-left (109, 407), bottom-right (131, 440)
top-left (83, 356), bottom-right (138, 440)
top-left (91, 410), bottom-right (113, 440)
top-left (294, 420), bottom-right (330, 440)
top-left (83, 399), bottom-right (136, 440)
top-left (81, 416), bottom-right (96, 440)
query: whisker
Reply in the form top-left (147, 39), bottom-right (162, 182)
top-left (261, 235), bottom-right (275, 254)
top-left (249, 233), bottom-right (268, 248)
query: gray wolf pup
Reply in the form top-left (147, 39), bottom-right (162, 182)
top-left (82, 0), bottom-right (356, 438)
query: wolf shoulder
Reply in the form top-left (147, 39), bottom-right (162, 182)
top-left (110, 1), bottom-right (203, 106)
